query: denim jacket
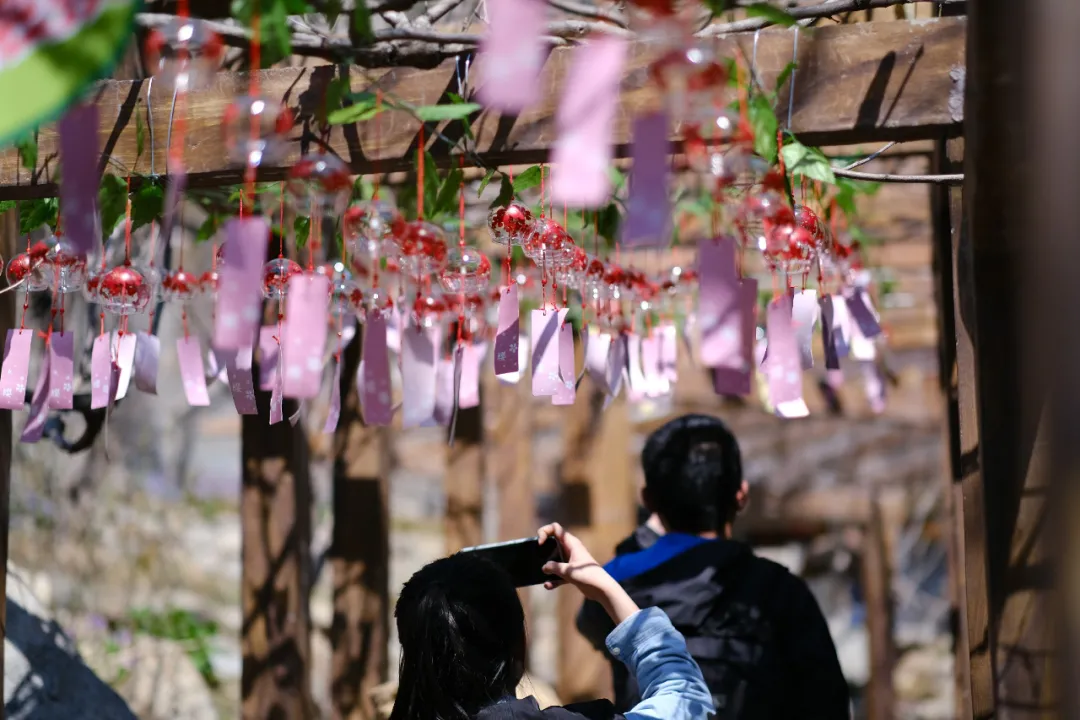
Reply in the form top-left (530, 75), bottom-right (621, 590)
top-left (476, 607), bottom-right (714, 720)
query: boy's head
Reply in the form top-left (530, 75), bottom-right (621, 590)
top-left (640, 414), bottom-right (746, 535)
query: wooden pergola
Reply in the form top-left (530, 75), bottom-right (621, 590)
top-left (0, 0), bottom-right (1071, 717)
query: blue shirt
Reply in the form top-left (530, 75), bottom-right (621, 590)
top-left (604, 533), bottom-right (713, 584)
top-left (606, 607), bottom-right (715, 720)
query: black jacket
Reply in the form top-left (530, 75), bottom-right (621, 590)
top-left (475, 697), bottom-right (622, 720)
top-left (576, 534), bottom-right (850, 719)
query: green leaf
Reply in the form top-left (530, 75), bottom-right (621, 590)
top-left (700, 0), bottom-right (733, 17)
top-left (294, 215), bottom-right (311, 248)
top-left (18, 198), bottom-right (58, 235)
top-left (352, 0), bottom-right (374, 43)
top-left (98, 174), bottom-right (128, 236)
top-left (421, 151), bottom-right (440, 219)
top-left (780, 140), bottom-right (809, 170)
top-left (492, 175), bottom-right (514, 208)
top-left (595, 203), bottom-right (621, 243)
top-left (774, 61), bottom-right (797, 95)
top-left (748, 94), bottom-right (779, 163)
top-left (477, 168), bottom-right (497, 197)
top-left (744, 2), bottom-right (798, 27)
top-left (512, 165), bottom-right (544, 194)
top-left (0, 200), bottom-right (16, 215)
top-left (434, 167), bottom-right (463, 217)
top-left (15, 134), bottom-right (37, 172)
top-left (792, 146), bottom-right (836, 184)
top-left (608, 167), bottom-right (627, 192)
top-left (327, 91), bottom-right (387, 125)
top-left (196, 214), bottom-right (222, 243)
top-left (411, 103), bottom-right (482, 122)
top-left (322, 77), bottom-right (350, 125)
top-left (135, 109), bottom-right (146, 164)
top-left (131, 183), bottom-right (164, 231)
top-left (324, 0), bottom-right (343, 25)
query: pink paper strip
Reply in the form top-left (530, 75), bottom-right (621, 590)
top-left (621, 112), bottom-right (671, 247)
top-left (764, 295), bottom-right (803, 406)
top-left (550, 36), bottom-right (629, 207)
top-left (659, 324), bottom-right (678, 383)
top-left (494, 284), bottom-right (520, 376)
top-left (476, 0), bottom-right (546, 113)
top-left (640, 333), bottom-right (668, 397)
top-left (712, 278), bottom-right (757, 396)
top-left (584, 325), bottom-right (612, 391)
top-left (20, 353), bottom-right (50, 443)
top-left (224, 347), bottom-right (259, 415)
top-left (605, 332), bottom-right (627, 399)
top-left (282, 273), bottom-right (331, 399)
top-left (401, 319), bottom-right (440, 428)
top-left (112, 332), bottom-right (137, 400)
top-left (58, 103), bottom-right (100, 257)
top-left (214, 217), bottom-right (269, 350)
top-left (362, 313), bottom-right (394, 426)
top-left (530, 308), bottom-right (564, 397)
top-left (48, 331), bottom-right (75, 410)
top-left (323, 359), bottom-right (343, 433)
top-left (829, 294), bottom-right (851, 359)
top-left (258, 326), bottom-right (280, 390)
top-left (552, 321), bottom-right (576, 406)
top-left (0, 330), bottom-right (31, 410)
top-left (862, 361), bottom-right (886, 414)
top-left (177, 337), bottom-right (211, 407)
top-left (270, 380), bottom-right (284, 424)
top-left (791, 289), bottom-right (818, 370)
top-left (625, 333), bottom-right (646, 402)
top-left (89, 334), bottom-right (114, 410)
top-left (459, 342), bottom-right (485, 410)
top-left (697, 237), bottom-right (742, 368)
top-left (133, 332), bottom-right (160, 394)
top-left (385, 307), bottom-right (403, 355)
top-left (434, 357), bottom-right (456, 426)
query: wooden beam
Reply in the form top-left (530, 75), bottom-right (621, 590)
top-left (329, 326), bottom-right (392, 720)
top-left (240, 389), bottom-right (316, 718)
top-left (861, 495), bottom-right (896, 720)
top-left (445, 401), bottom-right (484, 554)
top-left (0, 18), bottom-right (965, 198)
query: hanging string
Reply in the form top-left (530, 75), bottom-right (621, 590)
top-left (417, 126), bottom-right (425, 219)
top-left (279, 182), bottom-right (285, 258)
top-left (457, 156), bottom-right (465, 344)
top-left (539, 163), bottom-right (545, 218)
top-left (124, 178), bottom-right (133, 265)
top-left (373, 91), bottom-right (383, 199)
top-left (244, 6), bottom-right (262, 207)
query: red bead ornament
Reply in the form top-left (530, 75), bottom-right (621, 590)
top-left (99, 265), bottom-right (152, 315)
top-left (262, 258), bottom-right (303, 301)
top-left (397, 221), bottom-right (449, 277)
top-left (488, 203), bottom-right (534, 246)
top-left (199, 269), bottom-right (220, 297)
top-left (6, 252), bottom-right (50, 291)
top-left (162, 269), bottom-right (202, 304)
top-left (523, 218), bottom-right (569, 265)
top-left (43, 238), bottom-right (88, 293)
top-left (411, 293), bottom-right (447, 328)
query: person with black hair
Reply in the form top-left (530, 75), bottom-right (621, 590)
top-left (577, 414), bottom-right (851, 719)
top-left (391, 522), bottom-right (715, 720)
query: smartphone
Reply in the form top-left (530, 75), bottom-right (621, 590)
top-left (460, 536), bottom-right (564, 587)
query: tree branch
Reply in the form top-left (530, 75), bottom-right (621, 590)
top-left (832, 167), bottom-right (963, 185)
top-left (699, 0), bottom-right (965, 36)
top-left (546, 0), bottom-right (627, 27)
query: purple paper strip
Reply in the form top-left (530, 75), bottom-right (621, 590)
top-left (659, 324), bottom-right (678, 383)
top-left (550, 36), bottom-right (629, 207)
top-left (621, 112), bottom-right (671, 247)
top-left (476, 0), bottom-right (546, 113)
top-left (459, 342), bottom-right (485, 410)
top-left (845, 288), bottom-right (882, 339)
top-left (625, 333), bottom-right (647, 402)
top-left (820, 295), bottom-right (841, 371)
top-left (791, 289), bottom-right (818, 370)
top-left (434, 356), bottom-right (456, 426)
top-left (712, 278), bottom-right (758, 396)
top-left (362, 313), bottom-right (394, 426)
top-left (530, 308), bottom-right (564, 397)
top-left (829, 294), bottom-right (851, 359)
top-left (89, 334), bottom-right (114, 410)
top-left (323, 359), bottom-right (343, 433)
top-left (214, 217), bottom-right (269, 350)
top-left (494, 284), bottom-right (520, 376)
top-left (282, 273), bottom-right (331, 399)
top-left (177, 337), bottom-right (211, 407)
top-left (224, 347), bottom-right (259, 415)
top-left (113, 332), bottom-right (137, 400)
top-left (58, 103), bottom-right (100, 257)
top-left (552, 321), bottom-right (576, 406)
top-left (258, 326), bottom-right (280, 390)
top-left (605, 332), bottom-right (627, 399)
top-left (697, 237), bottom-right (743, 368)
top-left (401, 319), bottom-right (440, 428)
top-left (584, 325), bottom-right (612, 392)
top-left (764, 295), bottom-right (803, 406)
top-left (20, 353), bottom-right (50, 444)
top-left (0, 330), bottom-right (31, 410)
top-left (48, 331), bottom-right (75, 409)
top-left (133, 332), bottom-right (160, 394)
top-left (862, 361), bottom-right (886, 414)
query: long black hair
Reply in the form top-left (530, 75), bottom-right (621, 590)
top-left (390, 552), bottom-right (527, 720)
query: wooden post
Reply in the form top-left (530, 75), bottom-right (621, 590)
top-left (240, 390), bottom-right (315, 718)
top-left (329, 326), bottom-right (391, 720)
top-left (861, 495), bottom-right (896, 720)
top-left (445, 399), bottom-right (485, 554)
top-left (556, 382), bottom-right (635, 703)
top-left (0, 209), bottom-right (17, 704)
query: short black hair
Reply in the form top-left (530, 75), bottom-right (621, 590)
top-left (641, 414), bottom-right (743, 534)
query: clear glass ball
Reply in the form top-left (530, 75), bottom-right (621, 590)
top-left (262, 258), bottom-right (303, 301)
top-left (326, 267), bottom-right (360, 317)
top-left (144, 18), bottom-right (224, 92)
top-left (223, 96), bottom-right (294, 168)
top-left (411, 293), bottom-right (447, 329)
top-left (650, 45), bottom-right (726, 124)
top-left (99, 265), bottom-right (152, 315)
top-left (397, 221), bottom-right (448, 277)
top-left (42, 238), bottom-right (88, 293)
top-left (138, 265), bottom-right (163, 305)
top-left (488, 203), bottom-right (534, 246)
top-left (83, 268), bottom-right (104, 303)
top-left (344, 200), bottom-right (401, 251)
top-left (523, 218), bottom-right (569, 264)
top-left (438, 246), bottom-right (492, 294)
top-left (162, 269), bottom-right (202, 303)
top-left (353, 287), bottom-right (394, 322)
top-left (199, 269), bottom-right (221, 297)
top-left (6, 252), bottom-right (50, 291)
top-left (286, 153), bottom-right (351, 216)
